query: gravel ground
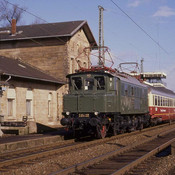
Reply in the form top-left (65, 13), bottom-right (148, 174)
top-left (141, 155), bottom-right (175, 175)
top-left (1, 124), bottom-right (175, 175)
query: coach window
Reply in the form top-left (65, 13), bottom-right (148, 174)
top-left (153, 95), bottom-right (155, 106)
top-left (72, 77), bottom-right (82, 90)
top-left (163, 97), bottom-right (165, 106)
top-left (155, 96), bottom-right (158, 106)
top-left (161, 97), bottom-right (163, 106)
top-left (158, 96), bottom-right (161, 106)
top-left (166, 98), bottom-right (168, 106)
top-left (171, 99), bottom-right (173, 106)
top-left (165, 98), bottom-right (167, 106)
top-left (168, 99), bottom-right (170, 106)
top-left (95, 76), bottom-right (105, 90)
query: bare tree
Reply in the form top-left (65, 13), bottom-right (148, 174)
top-left (31, 18), bottom-right (44, 25)
top-left (0, 0), bottom-right (26, 27)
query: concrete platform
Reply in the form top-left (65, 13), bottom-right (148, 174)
top-left (1, 126), bottom-right (29, 135)
top-left (0, 134), bottom-right (64, 154)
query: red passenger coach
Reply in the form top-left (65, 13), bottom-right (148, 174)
top-left (148, 86), bottom-right (175, 123)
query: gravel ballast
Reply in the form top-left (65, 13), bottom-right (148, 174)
top-left (1, 124), bottom-right (175, 175)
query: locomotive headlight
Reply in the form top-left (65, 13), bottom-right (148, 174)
top-left (66, 112), bottom-right (70, 115)
top-left (94, 112), bottom-right (98, 116)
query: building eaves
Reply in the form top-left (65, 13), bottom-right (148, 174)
top-left (0, 56), bottom-right (65, 85)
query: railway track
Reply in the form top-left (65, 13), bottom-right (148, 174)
top-left (0, 123), bottom-right (174, 174)
top-left (50, 125), bottom-right (175, 175)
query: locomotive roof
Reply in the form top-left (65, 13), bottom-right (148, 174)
top-left (148, 86), bottom-right (175, 98)
top-left (116, 72), bottom-right (147, 88)
top-left (66, 71), bottom-right (113, 78)
top-left (67, 70), bottom-right (147, 88)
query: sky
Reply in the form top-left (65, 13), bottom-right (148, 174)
top-left (2, 0), bottom-right (175, 91)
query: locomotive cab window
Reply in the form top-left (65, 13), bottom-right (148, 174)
top-left (84, 78), bottom-right (94, 90)
top-left (72, 77), bottom-right (82, 90)
top-left (95, 76), bottom-right (105, 90)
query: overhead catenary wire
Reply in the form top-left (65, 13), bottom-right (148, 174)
top-left (110, 0), bottom-right (169, 55)
top-left (4, 0), bottom-right (47, 23)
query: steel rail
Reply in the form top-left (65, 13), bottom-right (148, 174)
top-left (0, 122), bottom-right (174, 171)
top-left (111, 138), bottom-right (175, 175)
top-left (49, 126), bottom-right (175, 175)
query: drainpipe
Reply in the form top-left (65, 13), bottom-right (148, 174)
top-left (5, 75), bottom-right (11, 82)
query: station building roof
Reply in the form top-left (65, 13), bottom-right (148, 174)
top-left (0, 20), bottom-right (97, 47)
top-left (0, 56), bottom-right (64, 84)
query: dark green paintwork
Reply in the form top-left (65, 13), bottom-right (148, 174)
top-left (63, 71), bottom-right (148, 116)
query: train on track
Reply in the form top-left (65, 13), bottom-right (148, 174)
top-left (61, 66), bottom-right (175, 139)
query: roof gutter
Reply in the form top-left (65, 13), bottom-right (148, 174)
top-left (3, 73), bottom-right (65, 85)
top-left (0, 34), bottom-right (72, 42)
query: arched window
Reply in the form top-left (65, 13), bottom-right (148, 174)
top-left (77, 60), bottom-right (81, 70)
top-left (70, 58), bottom-right (74, 74)
top-left (83, 62), bottom-right (87, 68)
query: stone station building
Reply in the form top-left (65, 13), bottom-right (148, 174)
top-left (0, 20), bottom-right (97, 133)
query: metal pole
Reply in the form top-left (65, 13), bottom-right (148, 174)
top-left (98, 5), bottom-right (104, 66)
top-left (141, 58), bottom-right (144, 73)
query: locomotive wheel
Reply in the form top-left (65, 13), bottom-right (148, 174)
top-left (139, 123), bottom-right (143, 130)
top-left (97, 125), bottom-right (106, 139)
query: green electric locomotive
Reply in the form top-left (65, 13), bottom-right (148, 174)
top-left (61, 67), bottom-right (150, 138)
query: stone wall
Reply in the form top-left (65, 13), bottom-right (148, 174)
top-left (67, 29), bottom-right (90, 74)
top-left (0, 78), bottom-right (63, 126)
top-left (0, 28), bottom-right (91, 127)
top-left (0, 30), bottom-right (90, 80)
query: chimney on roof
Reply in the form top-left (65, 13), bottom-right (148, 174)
top-left (11, 19), bottom-right (16, 35)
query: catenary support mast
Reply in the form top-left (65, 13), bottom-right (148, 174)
top-left (98, 5), bottom-right (105, 66)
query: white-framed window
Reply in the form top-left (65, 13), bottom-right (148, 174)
top-left (7, 86), bottom-right (16, 118)
top-left (7, 99), bottom-right (14, 116)
top-left (153, 95), bottom-right (155, 106)
top-left (48, 93), bottom-right (52, 117)
top-left (26, 99), bottom-right (32, 116)
top-left (26, 88), bottom-right (33, 117)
